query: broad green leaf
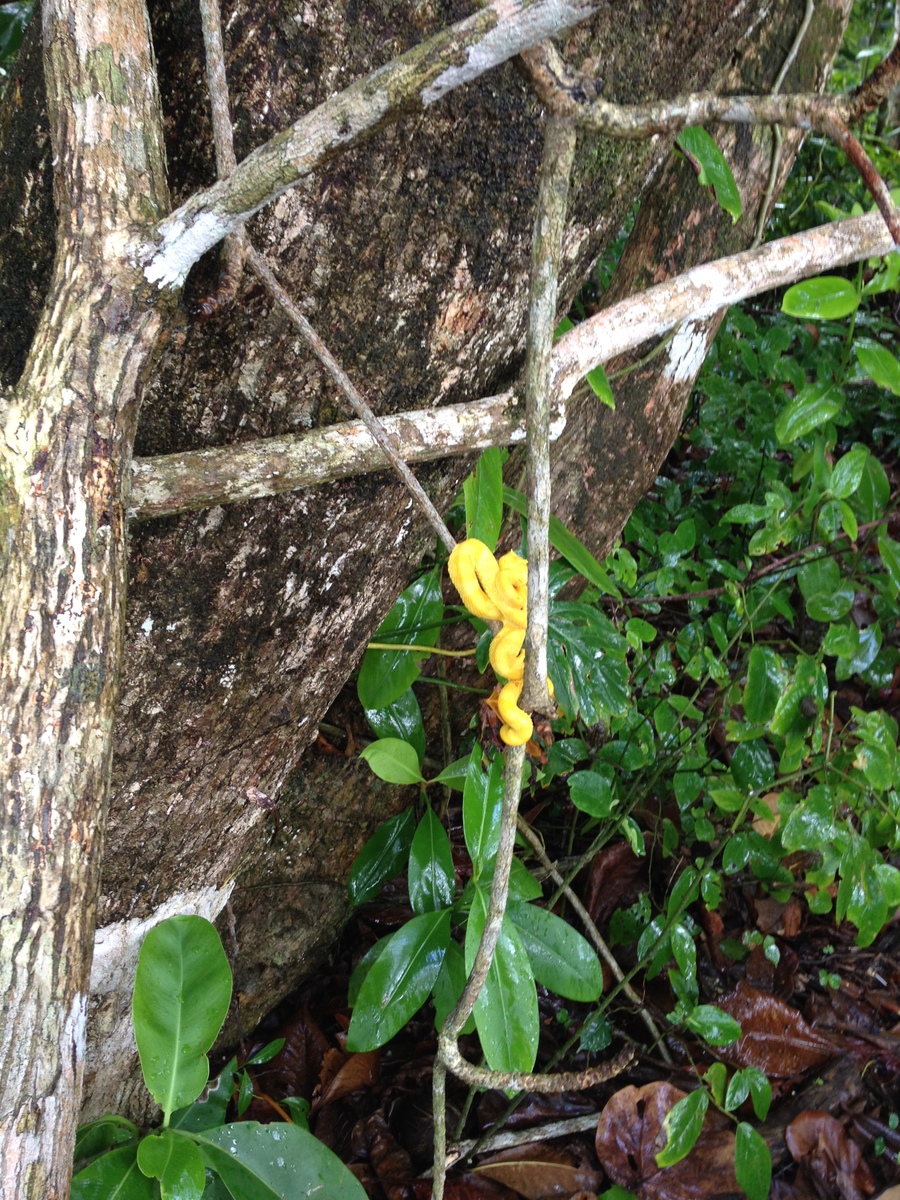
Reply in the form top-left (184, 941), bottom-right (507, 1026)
top-left (853, 709), bottom-right (899, 791)
top-left (347, 936), bottom-right (391, 1007)
top-left (359, 737), bottom-right (424, 785)
top-left (137, 1130), bottom-right (205, 1200)
top-left (677, 126), bottom-right (742, 222)
top-left (430, 756), bottom-right (470, 791)
top-left (704, 1062), bottom-right (728, 1108)
top-left (774, 383), bottom-right (844, 444)
top-left (854, 454), bottom-right (890, 522)
top-left (357, 570), bottom-right (443, 708)
top-left (878, 536), bottom-right (900, 596)
top-left (548, 602), bottom-right (630, 725)
top-left (169, 1060), bottom-right (236, 1133)
top-left (857, 343), bottom-right (900, 396)
top-left (567, 767), bottom-right (617, 819)
top-left (836, 836), bottom-right (888, 947)
top-left (735, 1123), bottom-right (772, 1200)
top-left (656, 1088), bottom-right (709, 1168)
top-left (730, 740), bottom-right (774, 793)
top-left (829, 446), bottom-right (868, 500)
top-left (408, 806), bottom-right (455, 915)
top-left (466, 893), bottom-right (539, 1073)
top-left (586, 362), bottom-right (615, 408)
top-left (684, 1004), bottom-right (742, 1046)
top-left (464, 447), bottom-right (504, 551)
top-left (197, 1122), bottom-right (367, 1200)
top-left (463, 746), bottom-right (505, 871)
top-left (782, 276), bottom-right (859, 320)
top-left (781, 787), bottom-right (837, 853)
top-left (432, 940), bottom-right (475, 1035)
top-left (507, 901), bottom-right (603, 1002)
top-left (133, 916), bottom-right (232, 1122)
top-left (347, 909), bottom-right (450, 1050)
top-left (364, 689), bottom-right (425, 765)
top-left (769, 655), bottom-right (826, 737)
top-left (71, 1146), bottom-right (156, 1200)
top-left (503, 487), bottom-right (620, 596)
top-left (74, 1115), bottom-right (140, 1163)
top-left (347, 809), bottom-right (415, 905)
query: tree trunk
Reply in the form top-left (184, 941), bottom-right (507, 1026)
top-left (0, 0), bottom-right (855, 1180)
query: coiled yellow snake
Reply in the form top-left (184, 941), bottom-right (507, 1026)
top-left (448, 538), bottom-right (551, 747)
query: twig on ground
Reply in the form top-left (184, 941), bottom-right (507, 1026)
top-left (246, 247), bottom-right (456, 552)
top-left (516, 816), bottom-right (672, 1064)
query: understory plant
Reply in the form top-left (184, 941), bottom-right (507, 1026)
top-left (71, 915), bottom-right (365, 1200)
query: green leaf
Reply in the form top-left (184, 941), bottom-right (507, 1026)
top-left (503, 487), bottom-right (620, 596)
top-left (133, 916), bottom-right (232, 1122)
top-left (357, 570), bottom-right (443, 708)
top-left (677, 126), bottom-right (742, 222)
top-left (463, 746), bottom-right (505, 871)
top-left (347, 909), bottom-right (450, 1050)
top-left (169, 1061), bottom-right (236, 1133)
top-left (743, 646), bottom-right (787, 726)
top-left (857, 343), bottom-right (900, 396)
top-left (548, 602), bottom-right (630, 725)
top-left (735, 1123), bottom-right (772, 1200)
top-left (829, 446), bottom-right (868, 500)
top-left (507, 901), bottom-right (603, 1002)
top-left (730, 740), bottom-right (774, 793)
top-left (347, 809), bottom-right (415, 905)
top-left (408, 806), bottom-right (455, 915)
top-left (359, 737), bottom-right (424, 785)
top-left (705, 1063), bottom-right (727, 1108)
top-left (347, 936), bottom-right (391, 1007)
top-left (656, 1088), bottom-right (709, 1168)
top-left (197, 1122), bottom-right (367, 1199)
top-left (432, 940), bottom-right (475, 1035)
top-left (774, 383), bottom-right (844, 444)
top-left (71, 1146), bottom-right (156, 1200)
top-left (74, 1115), bottom-right (140, 1163)
top-left (769, 655), bottom-right (826, 737)
top-left (466, 893), bottom-right (539, 1073)
top-left (878, 536), bottom-right (900, 597)
top-left (781, 787), bottom-right (837, 853)
top-left (464, 447), bottom-right (504, 551)
top-left (554, 316), bottom-right (575, 340)
top-left (364, 689), bottom-right (426, 765)
top-left (782, 276), bottom-right (859, 320)
top-left (854, 454), bottom-right (890, 522)
top-left (430, 756), bottom-right (471, 791)
top-left (137, 1130), bottom-right (205, 1200)
top-left (586, 362), bottom-right (615, 408)
top-left (684, 1005), bottom-right (742, 1046)
top-left (568, 766), bottom-right (617, 819)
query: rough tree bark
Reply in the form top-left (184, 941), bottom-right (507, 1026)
top-left (0, 0), bottom-right (857, 1188)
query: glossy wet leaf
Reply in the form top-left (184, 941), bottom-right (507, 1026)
top-left (548, 602), bottom-right (629, 725)
top-left (463, 746), bottom-right (504, 871)
top-left (735, 1122), bottom-right (771, 1200)
top-left (677, 126), bottom-right (742, 222)
top-left (684, 1005), bottom-right (742, 1046)
top-left (567, 767), bottom-right (617, 819)
top-left (347, 809), bottom-right (415, 905)
top-left (431, 756), bottom-right (471, 791)
top-left (782, 276), bottom-right (859, 320)
top-left (586, 361), bottom-right (615, 408)
top-left (71, 1146), bottom-right (156, 1200)
top-left (364, 688), bottom-right (426, 764)
top-left (357, 569), bottom-right (443, 708)
top-left (197, 1121), bottom-right (367, 1199)
top-left (656, 1088), bottom-right (709, 1167)
top-left (829, 445), bottom-right (868, 499)
top-left (781, 787), bottom-right (837, 853)
top-left (74, 1115), bottom-right (140, 1162)
top-left (857, 342), bottom-right (900, 395)
top-left (432, 940), bottom-right (475, 1035)
top-left (717, 981), bottom-right (835, 1078)
top-left (878, 535), bottom-right (900, 596)
top-left (464, 447), bottom-right (504, 552)
top-left (136, 1129), bottom-right (205, 1200)
top-left (774, 383), bottom-right (844, 444)
top-left (359, 737), bottom-right (424, 785)
top-left (506, 901), bottom-right (603, 1002)
top-left (347, 909), bottom-right (450, 1051)
top-left (467, 891), bottom-right (538, 1073)
top-left (133, 916), bottom-right (232, 1121)
top-left (408, 806), bottom-right (454, 914)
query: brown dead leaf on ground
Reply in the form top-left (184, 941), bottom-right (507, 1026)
top-left (583, 839), bottom-right (648, 925)
top-left (312, 1048), bottom-right (380, 1111)
top-left (786, 1110), bottom-right (876, 1200)
top-left (474, 1141), bottom-right (603, 1199)
top-left (595, 1082), bottom-right (741, 1199)
top-left (717, 981), bottom-right (837, 1082)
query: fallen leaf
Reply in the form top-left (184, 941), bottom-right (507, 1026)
top-left (475, 1141), bottom-right (602, 1199)
top-left (717, 981), bottom-right (836, 1079)
top-left (312, 1048), bottom-right (380, 1111)
top-left (584, 840), bottom-right (648, 925)
top-left (786, 1110), bottom-right (876, 1200)
top-left (596, 1082), bottom-right (740, 1199)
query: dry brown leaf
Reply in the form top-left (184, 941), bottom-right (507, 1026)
top-left (584, 839), bottom-right (648, 925)
top-left (717, 981), bottom-right (836, 1079)
top-left (786, 1111), bottom-right (876, 1200)
top-left (474, 1141), bottom-right (602, 1199)
top-left (595, 1082), bottom-right (741, 1200)
top-left (312, 1048), bottom-right (380, 1111)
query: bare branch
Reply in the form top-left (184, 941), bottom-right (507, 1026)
top-left (130, 210), bottom-right (896, 520)
top-left (246, 247), bottom-right (456, 551)
top-left (846, 38), bottom-right (900, 122)
top-left (138, 0), bottom-right (600, 287)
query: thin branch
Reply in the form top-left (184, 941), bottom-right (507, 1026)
top-left (440, 1039), bottom-right (634, 1093)
top-left (129, 209), bottom-right (896, 520)
top-left (521, 114), bottom-right (576, 715)
top-left (819, 113), bottom-right (900, 244)
top-left (515, 816), bottom-right (672, 1063)
top-left (138, 0), bottom-right (601, 287)
top-left (246, 247), bottom-right (456, 552)
top-left (441, 1112), bottom-right (609, 1171)
top-left (846, 38), bottom-right (900, 122)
